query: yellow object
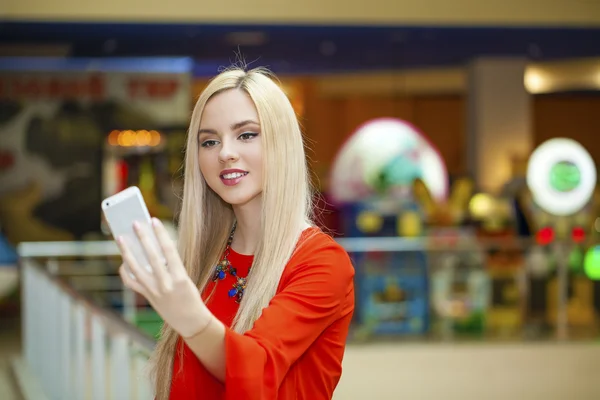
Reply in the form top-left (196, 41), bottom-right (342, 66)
top-left (398, 211), bottom-right (422, 237)
top-left (412, 179), bottom-right (436, 217)
top-left (412, 177), bottom-right (474, 227)
top-left (450, 178), bottom-right (474, 214)
top-left (469, 193), bottom-right (495, 220)
top-left (384, 283), bottom-right (405, 302)
top-left (356, 211), bottom-right (383, 234)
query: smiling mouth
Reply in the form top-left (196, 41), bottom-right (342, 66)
top-left (220, 171), bottom-right (249, 179)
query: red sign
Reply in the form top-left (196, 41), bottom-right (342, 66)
top-left (0, 74), bottom-right (180, 100)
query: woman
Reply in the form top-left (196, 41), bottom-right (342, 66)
top-left (117, 67), bottom-right (355, 399)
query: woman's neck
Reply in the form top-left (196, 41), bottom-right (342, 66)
top-left (230, 202), bottom-right (262, 255)
top-left (229, 218), bottom-right (260, 255)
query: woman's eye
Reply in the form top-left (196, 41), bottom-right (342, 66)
top-left (201, 140), bottom-right (218, 148)
top-left (239, 132), bottom-right (258, 141)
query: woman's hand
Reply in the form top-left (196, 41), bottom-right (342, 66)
top-left (117, 217), bottom-right (210, 338)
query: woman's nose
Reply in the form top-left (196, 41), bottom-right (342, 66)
top-left (218, 140), bottom-right (239, 163)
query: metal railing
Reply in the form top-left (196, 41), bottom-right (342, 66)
top-left (18, 241), bottom-right (155, 400)
top-left (16, 235), bottom-right (594, 398)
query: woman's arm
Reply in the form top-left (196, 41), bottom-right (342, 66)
top-left (182, 311), bottom-right (227, 382)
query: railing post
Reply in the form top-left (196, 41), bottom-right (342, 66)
top-left (111, 334), bottom-right (131, 400)
top-left (73, 303), bottom-right (87, 400)
top-left (59, 290), bottom-right (72, 398)
top-left (46, 279), bottom-right (61, 399)
top-left (39, 270), bottom-right (53, 395)
top-left (29, 266), bottom-right (42, 387)
top-left (22, 261), bottom-right (35, 380)
top-left (134, 352), bottom-right (153, 400)
top-left (91, 314), bottom-right (107, 400)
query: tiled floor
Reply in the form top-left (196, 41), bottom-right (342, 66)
top-left (335, 341), bottom-right (600, 399)
top-left (0, 316), bottom-right (21, 400)
top-left (4, 308), bottom-right (600, 400)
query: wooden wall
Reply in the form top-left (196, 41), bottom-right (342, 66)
top-left (301, 86), bottom-right (600, 188)
top-left (192, 78), bottom-right (600, 189)
top-left (533, 93), bottom-right (600, 151)
top-left (301, 81), bottom-right (466, 185)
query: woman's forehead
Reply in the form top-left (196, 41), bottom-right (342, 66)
top-left (201, 90), bottom-right (259, 128)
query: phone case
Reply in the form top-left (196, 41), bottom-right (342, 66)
top-left (102, 186), bottom-right (161, 274)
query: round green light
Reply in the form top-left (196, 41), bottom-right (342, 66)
top-left (549, 161), bottom-right (581, 192)
top-left (584, 246), bottom-right (600, 280)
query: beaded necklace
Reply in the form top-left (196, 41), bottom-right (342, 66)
top-left (211, 222), bottom-right (250, 303)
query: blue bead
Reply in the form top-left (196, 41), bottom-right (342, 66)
top-left (228, 288), bottom-right (238, 297)
top-left (218, 271), bottom-right (226, 280)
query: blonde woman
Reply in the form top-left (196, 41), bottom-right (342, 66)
top-left (117, 67), bottom-right (355, 399)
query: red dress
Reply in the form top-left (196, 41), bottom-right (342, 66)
top-left (169, 227), bottom-right (355, 399)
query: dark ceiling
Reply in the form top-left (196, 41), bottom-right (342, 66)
top-left (1, 21), bottom-right (600, 76)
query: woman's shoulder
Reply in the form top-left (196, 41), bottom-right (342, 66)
top-left (296, 226), bottom-right (346, 257)
top-left (281, 226), bottom-right (355, 284)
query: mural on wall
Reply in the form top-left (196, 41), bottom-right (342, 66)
top-left (0, 58), bottom-right (192, 243)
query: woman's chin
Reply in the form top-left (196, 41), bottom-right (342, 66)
top-left (220, 191), bottom-right (263, 209)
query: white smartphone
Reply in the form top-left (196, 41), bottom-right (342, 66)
top-left (101, 186), bottom-right (162, 275)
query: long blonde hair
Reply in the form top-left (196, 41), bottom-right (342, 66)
top-left (150, 67), bottom-right (314, 399)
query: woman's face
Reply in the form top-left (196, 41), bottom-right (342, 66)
top-left (197, 89), bottom-right (263, 209)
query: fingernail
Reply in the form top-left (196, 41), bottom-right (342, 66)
top-left (152, 217), bottom-right (160, 227)
top-left (117, 236), bottom-right (124, 244)
top-left (133, 221), bottom-right (140, 230)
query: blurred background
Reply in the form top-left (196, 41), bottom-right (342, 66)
top-left (1, 1), bottom-right (600, 399)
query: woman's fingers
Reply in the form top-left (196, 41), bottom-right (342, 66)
top-left (151, 218), bottom-right (187, 280)
top-left (116, 236), bottom-right (157, 296)
top-left (133, 221), bottom-right (171, 290)
top-left (119, 264), bottom-right (146, 294)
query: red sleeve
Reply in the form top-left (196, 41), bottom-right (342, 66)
top-left (223, 237), bottom-right (354, 399)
